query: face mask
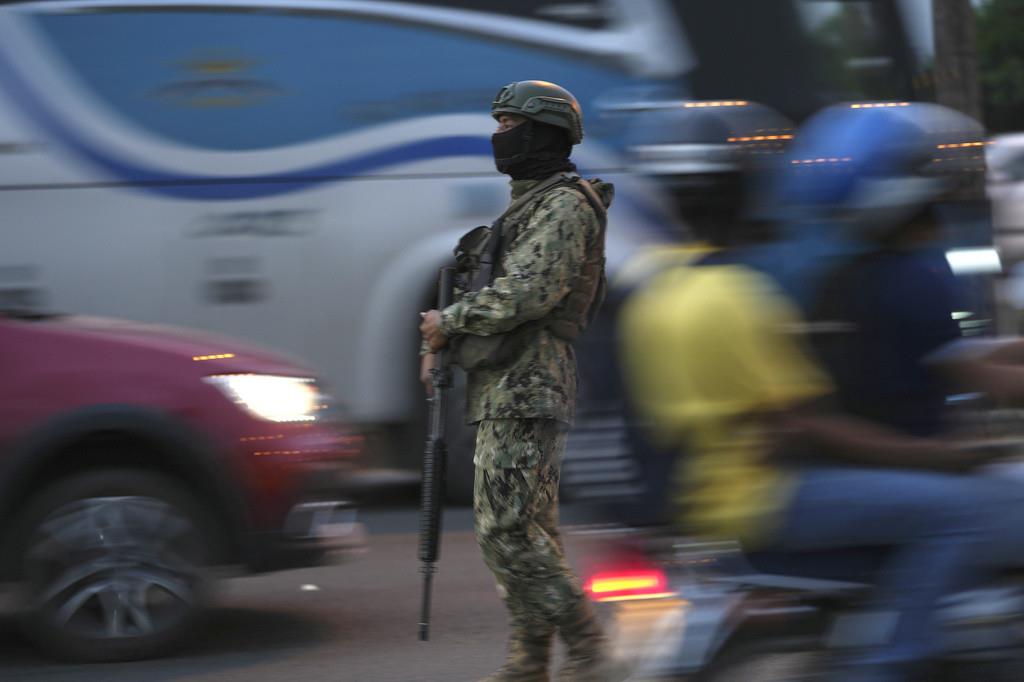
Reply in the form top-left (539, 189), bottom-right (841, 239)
top-left (491, 120), bottom-right (533, 174)
top-left (491, 120), bottom-right (576, 180)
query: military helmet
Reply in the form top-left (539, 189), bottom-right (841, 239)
top-left (492, 80), bottom-right (584, 144)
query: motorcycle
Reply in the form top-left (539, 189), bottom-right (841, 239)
top-left (584, 530), bottom-right (1024, 681)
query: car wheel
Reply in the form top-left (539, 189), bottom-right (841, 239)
top-left (11, 469), bottom-right (214, 662)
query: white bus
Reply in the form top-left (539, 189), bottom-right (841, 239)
top-left (0, 0), bottom-right (932, 500)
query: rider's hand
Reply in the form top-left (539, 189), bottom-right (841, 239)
top-left (420, 353), bottom-right (436, 398)
top-left (939, 439), bottom-right (1015, 472)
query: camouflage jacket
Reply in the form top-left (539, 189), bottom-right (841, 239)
top-left (440, 177), bottom-right (612, 424)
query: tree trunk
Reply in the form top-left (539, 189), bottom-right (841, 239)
top-left (932, 0), bottom-right (983, 121)
top-left (932, 0), bottom-right (987, 204)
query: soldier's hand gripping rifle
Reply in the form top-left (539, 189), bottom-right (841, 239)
top-left (418, 265), bottom-right (455, 642)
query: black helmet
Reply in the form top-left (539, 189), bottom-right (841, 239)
top-left (626, 100), bottom-right (793, 178)
top-left (492, 80), bottom-right (584, 144)
top-left (626, 100), bottom-right (794, 223)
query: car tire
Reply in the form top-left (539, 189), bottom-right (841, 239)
top-left (9, 469), bottom-right (215, 662)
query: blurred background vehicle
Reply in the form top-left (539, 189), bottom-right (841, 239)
top-left (0, 0), bottom-right (948, 502)
top-left (0, 307), bottom-right (365, 662)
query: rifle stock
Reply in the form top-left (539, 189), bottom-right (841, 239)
top-left (418, 265), bottom-right (455, 641)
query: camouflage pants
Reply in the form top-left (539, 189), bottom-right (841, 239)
top-left (473, 418), bottom-right (588, 634)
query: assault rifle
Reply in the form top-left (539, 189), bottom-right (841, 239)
top-left (418, 265), bottom-right (455, 641)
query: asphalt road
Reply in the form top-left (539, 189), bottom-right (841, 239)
top-left (0, 506), bottom-right (619, 682)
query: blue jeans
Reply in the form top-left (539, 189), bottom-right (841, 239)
top-left (774, 467), bottom-right (1024, 681)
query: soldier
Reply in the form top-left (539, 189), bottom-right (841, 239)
top-left (419, 81), bottom-right (625, 682)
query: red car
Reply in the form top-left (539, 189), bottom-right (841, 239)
top-left (0, 310), bottom-right (365, 661)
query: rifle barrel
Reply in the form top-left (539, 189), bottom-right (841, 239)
top-left (417, 266), bottom-right (455, 640)
top-left (419, 563), bottom-right (435, 641)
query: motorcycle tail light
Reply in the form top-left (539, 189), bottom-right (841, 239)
top-left (584, 567), bottom-right (675, 603)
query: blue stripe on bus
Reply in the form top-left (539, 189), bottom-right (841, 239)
top-left (0, 39), bottom-right (676, 235)
top-left (0, 42), bottom-right (493, 199)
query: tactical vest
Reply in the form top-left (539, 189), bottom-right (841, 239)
top-left (450, 171), bottom-right (608, 370)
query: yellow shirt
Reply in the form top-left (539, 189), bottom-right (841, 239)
top-left (618, 255), bottom-right (832, 546)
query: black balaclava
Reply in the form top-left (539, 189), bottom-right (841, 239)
top-left (492, 119), bottom-right (577, 181)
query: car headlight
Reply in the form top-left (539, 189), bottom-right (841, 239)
top-left (205, 374), bottom-right (322, 423)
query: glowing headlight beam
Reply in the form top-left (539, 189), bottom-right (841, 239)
top-left (205, 374), bottom-right (320, 423)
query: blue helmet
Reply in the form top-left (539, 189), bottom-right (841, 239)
top-left (770, 102), bottom-right (986, 239)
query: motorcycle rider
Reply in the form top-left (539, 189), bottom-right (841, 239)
top-left (611, 101), bottom-right (795, 527)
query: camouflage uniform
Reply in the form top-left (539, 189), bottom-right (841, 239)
top-left (441, 179), bottom-right (615, 681)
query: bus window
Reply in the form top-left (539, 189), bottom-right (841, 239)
top-left (669, 0), bottom-right (916, 122)
top-left (796, 0), bottom-right (914, 102)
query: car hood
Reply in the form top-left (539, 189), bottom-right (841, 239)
top-left (19, 314), bottom-right (312, 376)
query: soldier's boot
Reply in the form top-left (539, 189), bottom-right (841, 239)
top-left (478, 626), bottom-right (554, 682)
top-left (555, 600), bottom-right (631, 682)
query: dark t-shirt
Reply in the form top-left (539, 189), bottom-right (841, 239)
top-left (811, 247), bottom-right (964, 437)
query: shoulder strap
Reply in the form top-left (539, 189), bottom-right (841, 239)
top-left (498, 172), bottom-right (578, 224)
top-left (499, 173), bottom-right (605, 252)
top-left (571, 177), bottom-right (608, 227)
top-left (568, 177), bottom-right (609, 333)
top-left (471, 172), bottom-right (578, 291)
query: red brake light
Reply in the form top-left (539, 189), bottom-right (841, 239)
top-left (583, 568), bottom-right (674, 602)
